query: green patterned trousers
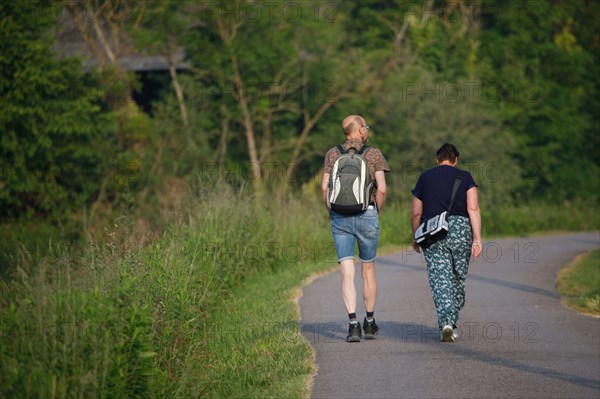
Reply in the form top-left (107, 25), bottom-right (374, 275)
top-left (423, 216), bottom-right (473, 330)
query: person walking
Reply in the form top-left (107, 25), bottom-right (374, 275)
top-left (322, 115), bottom-right (389, 342)
top-left (410, 143), bottom-right (482, 342)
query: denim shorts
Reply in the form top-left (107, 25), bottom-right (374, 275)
top-left (330, 207), bottom-right (380, 263)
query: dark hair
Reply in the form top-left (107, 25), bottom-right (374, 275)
top-left (436, 143), bottom-right (460, 163)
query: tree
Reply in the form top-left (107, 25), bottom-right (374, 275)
top-left (130, 0), bottom-right (189, 128)
top-left (477, 0), bottom-right (599, 201)
top-left (0, 1), bottom-right (113, 220)
top-left (183, 0), bottom-right (421, 192)
top-left (63, 0), bottom-right (154, 152)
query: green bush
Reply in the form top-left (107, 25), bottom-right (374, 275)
top-left (0, 184), bottom-right (331, 398)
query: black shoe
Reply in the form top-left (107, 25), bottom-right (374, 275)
top-left (346, 321), bottom-right (361, 342)
top-left (363, 317), bottom-right (379, 339)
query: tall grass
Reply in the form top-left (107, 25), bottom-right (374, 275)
top-left (1, 182), bottom-right (598, 398)
top-left (0, 183), bottom-right (332, 398)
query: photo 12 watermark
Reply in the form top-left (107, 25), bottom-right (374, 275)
top-left (196, 80), bottom-right (342, 106)
top-left (201, 240), bottom-right (338, 266)
top-left (398, 81), bottom-right (540, 104)
top-left (302, 320), bottom-right (540, 344)
top-left (398, 161), bottom-right (539, 186)
top-left (400, 240), bottom-right (541, 265)
top-left (197, 1), bottom-right (340, 24)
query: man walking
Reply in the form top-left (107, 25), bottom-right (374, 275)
top-left (322, 115), bottom-right (389, 342)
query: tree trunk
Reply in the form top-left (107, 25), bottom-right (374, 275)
top-left (90, 15), bottom-right (118, 66)
top-left (286, 93), bottom-right (346, 180)
top-left (230, 52), bottom-right (263, 193)
top-left (166, 41), bottom-right (189, 128)
top-left (218, 104), bottom-right (230, 171)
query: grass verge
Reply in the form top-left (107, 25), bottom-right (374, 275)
top-left (557, 249), bottom-right (600, 317)
top-left (0, 185), bottom-right (336, 398)
top-left (1, 186), bottom-right (598, 398)
top-left (193, 260), bottom-right (337, 398)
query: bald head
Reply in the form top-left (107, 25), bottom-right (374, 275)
top-left (342, 115), bottom-right (365, 137)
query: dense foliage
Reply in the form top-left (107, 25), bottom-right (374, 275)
top-left (1, 0), bottom-right (598, 226)
top-left (1, 1), bottom-right (113, 220)
top-left (1, 2), bottom-right (598, 397)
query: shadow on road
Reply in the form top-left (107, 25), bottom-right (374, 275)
top-left (437, 341), bottom-right (600, 391)
top-left (302, 319), bottom-right (599, 391)
top-left (376, 257), bottom-right (560, 299)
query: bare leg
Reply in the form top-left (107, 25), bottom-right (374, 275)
top-left (340, 260), bottom-right (356, 314)
top-left (361, 261), bottom-right (377, 313)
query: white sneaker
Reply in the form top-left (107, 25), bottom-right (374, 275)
top-left (440, 325), bottom-right (455, 342)
top-left (452, 327), bottom-right (459, 341)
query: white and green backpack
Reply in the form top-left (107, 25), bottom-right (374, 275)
top-left (327, 145), bottom-right (373, 215)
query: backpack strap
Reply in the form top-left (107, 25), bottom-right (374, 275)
top-left (357, 145), bottom-right (371, 156)
top-left (336, 144), bottom-right (369, 156)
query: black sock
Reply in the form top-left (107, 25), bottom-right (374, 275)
top-left (348, 312), bottom-right (357, 322)
top-left (366, 311), bottom-right (374, 319)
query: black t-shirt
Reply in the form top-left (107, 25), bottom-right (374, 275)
top-left (411, 165), bottom-right (477, 222)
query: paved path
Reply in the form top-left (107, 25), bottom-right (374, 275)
top-left (300, 232), bottom-right (600, 399)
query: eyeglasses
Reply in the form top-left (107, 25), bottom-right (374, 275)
top-left (362, 125), bottom-right (370, 130)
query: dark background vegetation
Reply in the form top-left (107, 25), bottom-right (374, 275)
top-left (2, 0), bottom-right (599, 240)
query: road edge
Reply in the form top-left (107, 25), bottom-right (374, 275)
top-left (556, 249), bottom-right (600, 319)
top-left (291, 265), bottom-right (338, 399)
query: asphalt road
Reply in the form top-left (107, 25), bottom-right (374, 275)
top-left (299, 232), bottom-right (600, 399)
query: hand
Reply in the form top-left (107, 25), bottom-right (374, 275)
top-left (471, 240), bottom-right (482, 259)
top-left (412, 240), bottom-right (421, 253)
